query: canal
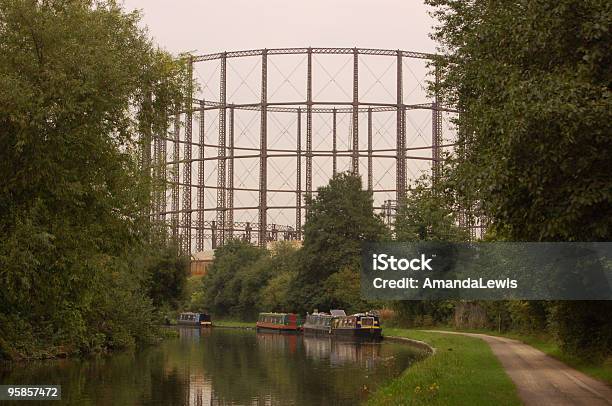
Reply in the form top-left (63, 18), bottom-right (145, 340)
top-left (1, 328), bottom-right (426, 405)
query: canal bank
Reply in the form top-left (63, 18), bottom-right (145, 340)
top-left (367, 329), bottom-right (521, 406)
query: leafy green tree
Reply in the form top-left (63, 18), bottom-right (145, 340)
top-left (197, 240), bottom-right (267, 317)
top-left (146, 243), bottom-right (189, 309)
top-left (395, 174), bottom-right (469, 242)
top-left (428, 0), bottom-right (611, 240)
top-left (393, 174), bottom-right (467, 326)
top-left (258, 242), bottom-right (300, 312)
top-left (0, 0), bottom-right (188, 359)
top-left (428, 0), bottom-right (612, 359)
top-left (290, 172), bottom-right (389, 313)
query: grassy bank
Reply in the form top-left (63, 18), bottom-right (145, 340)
top-left (366, 329), bottom-right (520, 406)
top-left (424, 328), bottom-right (612, 385)
top-left (213, 320), bottom-right (254, 328)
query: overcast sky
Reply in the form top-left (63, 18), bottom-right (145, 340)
top-left (121, 0), bottom-right (438, 56)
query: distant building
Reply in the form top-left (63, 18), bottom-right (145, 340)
top-left (266, 240), bottom-right (303, 252)
top-left (190, 250), bottom-right (214, 276)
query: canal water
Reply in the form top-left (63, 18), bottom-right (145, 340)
top-left (0, 328), bottom-right (426, 405)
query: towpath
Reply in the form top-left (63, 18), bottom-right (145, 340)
top-left (422, 330), bottom-right (612, 406)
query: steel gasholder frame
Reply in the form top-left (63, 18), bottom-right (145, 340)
top-left (152, 47), bottom-right (451, 254)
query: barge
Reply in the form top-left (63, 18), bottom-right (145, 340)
top-left (177, 312), bottom-right (212, 327)
top-left (256, 312), bottom-right (302, 333)
top-left (303, 312), bottom-right (335, 335)
top-left (331, 312), bottom-right (382, 340)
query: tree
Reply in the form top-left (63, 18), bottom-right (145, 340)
top-left (197, 240), bottom-right (267, 317)
top-left (0, 0), bottom-right (188, 359)
top-left (393, 174), bottom-right (467, 326)
top-left (290, 172), bottom-right (389, 313)
top-left (428, 0), bottom-right (611, 240)
top-left (258, 242), bottom-right (300, 312)
top-left (428, 0), bottom-right (612, 359)
top-left (395, 175), bottom-right (469, 242)
top-left (146, 243), bottom-right (190, 309)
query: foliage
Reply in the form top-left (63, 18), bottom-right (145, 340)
top-left (0, 0), bottom-right (189, 359)
top-left (196, 240), bottom-right (267, 318)
top-left (395, 173), bottom-right (469, 242)
top-left (426, 0), bottom-right (612, 360)
top-left (393, 173), bottom-right (467, 327)
top-left (259, 242), bottom-right (300, 312)
top-left (146, 243), bottom-right (189, 309)
top-left (289, 172), bottom-right (389, 313)
top-left (193, 240), bottom-right (304, 318)
top-left (428, 0), bottom-right (611, 241)
top-left (194, 173), bottom-right (388, 319)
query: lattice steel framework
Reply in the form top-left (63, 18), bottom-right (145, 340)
top-left (147, 47), bottom-right (459, 253)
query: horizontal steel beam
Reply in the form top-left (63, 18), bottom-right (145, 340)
top-left (158, 202), bottom-right (406, 217)
top-left (162, 181), bottom-right (400, 194)
top-left (192, 47), bottom-right (435, 62)
top-left (153, 135), bottom-right (457, 153)
top-left (191, 100), bottom-right (458, 114)
top-left (162, 153), bottom-right (435, 166)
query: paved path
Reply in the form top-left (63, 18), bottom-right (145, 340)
top-left (423, 330), bottom-right (612, 406)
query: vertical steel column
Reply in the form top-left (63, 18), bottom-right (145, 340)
top-left (332, 108), bottom-right (337, 176)
top-left (432, 64), bottom-right (442, 185)
top-left (172, 112), bottom-right (180, 243)
top-left (141, 92), bottom-right (153, 221)
top-left (152, 132), bottom-right (160, 220)
top-left (296, 108), bottom-right (302, 239)
top-left (258, 50), bottom-right (268, 248)
top-left (140, 92), bottom-right (152, 178)
top-left (181, 56), bottom-right (193, 254)
top-left (305, 48), bottom-right (313, 219)
top-left (352, 48), bottom-right (359, 174)
top-left (216, 53), bottom-right (227, 247)
top-left (245, 222), bottom-right (251, 243)
top-left (196, 100), bottom-right (205, 252)
top-left (396, 51), bottom-right (406, 201)
top-left (367, 107), bottom-right (373, 191)
top-left (160, 114), bottom-right (167, 224)
top-left (402, 106), bottom-right (407, 193)
top-left (228, 106), bottom-right (235, 240)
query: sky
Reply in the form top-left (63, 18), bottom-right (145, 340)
top-left (121, 0), bottom-right (438, 56)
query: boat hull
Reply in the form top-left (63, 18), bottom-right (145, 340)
top-left (303, 326), bottom-right (332, 335)
top-left (256, 323), bottom-right (301, 333)
top-left (177, 321), bottom-right (213, 328)
top-left (331, 328), bottom-right (383, 340)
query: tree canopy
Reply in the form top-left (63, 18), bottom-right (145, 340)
top-left (0, 0), bottom-right (188, 359)
top-left (427, 0), bottom-right (612, 359)
top-left (428, 0), bottom-right (611, 241)
top-left (289, 172), bottom-right (388, 312)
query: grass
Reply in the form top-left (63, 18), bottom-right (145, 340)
top-left (213, 319), bottom-right (254, 328)
top-left (366, 329), bottom-right (521, 406)
top-left (424, 327), bottom-right (612, 385)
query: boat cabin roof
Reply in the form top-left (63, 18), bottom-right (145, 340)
top-left (259, 312), bottom-right (295, 316)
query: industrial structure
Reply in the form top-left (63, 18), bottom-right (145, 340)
top-left (144, 47), bottom-right (462, 254)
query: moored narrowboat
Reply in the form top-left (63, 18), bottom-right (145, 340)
top-left (330, 312), bottom-right (382, 340)
top-left (256, 312), bottom-right (302, 332)
top-left (177, 312), bottom-right (212, 327)
top-left (303, 312), bottom-right (334, 334)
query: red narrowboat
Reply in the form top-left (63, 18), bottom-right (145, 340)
top-left (256, 312), bottom-right (303, 333)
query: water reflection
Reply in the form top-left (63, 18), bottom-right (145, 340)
top-left (0, 328), bottom-right (426, 406)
